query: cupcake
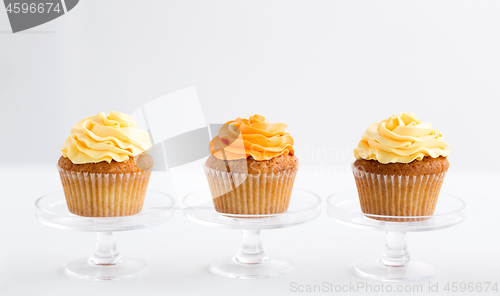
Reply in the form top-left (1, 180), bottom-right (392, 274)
top-left (205, 115), bottom-right (298, 215)
top-left (352, 112), bottom-right (450, 221)
top-left (59, 111), bottom-right (154, 217)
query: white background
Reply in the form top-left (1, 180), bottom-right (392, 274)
top-left (1, 1), bottom-right (499, 295)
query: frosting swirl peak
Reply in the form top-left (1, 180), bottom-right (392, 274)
top-left (210, 114), bottom-right (294, 161)
top-left (61, 111), bottom-right (152, 164)
top-left (354, 112), bottom-right (450, 164)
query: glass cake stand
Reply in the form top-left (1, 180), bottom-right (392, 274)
top-left (35, 190), bottom-right (175, 281)
top-left (327, 189), bottom-right (466, 282)
top-left (183, 188), bottom-right (321, 279)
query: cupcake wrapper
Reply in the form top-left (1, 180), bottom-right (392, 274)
top-left (204, 165), bottom-right (298, 215)
top-left (58, 166), bottom-right (151, 217)
top-left (353, 167), bottom-right (447, 222)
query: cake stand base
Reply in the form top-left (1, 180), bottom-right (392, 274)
top-left (327, 190), bottom-right (466, 282)
top-left (183, 188), bottom-right (321, 279)
top-left (210, 255), bottom-right (293, 279)
top-left (35, 190), bottom-right (176, 281)
top-left (65, 257), bottom-right (148, 281)
top-left (354, 258), bottom-right (438, 282)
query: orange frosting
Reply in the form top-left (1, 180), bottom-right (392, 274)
top-left (210, 115), bottom-right (294, 161)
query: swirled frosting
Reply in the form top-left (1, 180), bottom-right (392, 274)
top-left (61, 111), bottom-right (152, 164)
top-left (354, 112), bottom-right (450, 164)
top-left (210, 114), bottom-right (294, 161)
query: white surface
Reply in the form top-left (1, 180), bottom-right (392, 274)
top-left (0, 165), bottom-right (498, 295)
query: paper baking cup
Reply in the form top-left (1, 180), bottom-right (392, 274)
top-left (204, 165), bottom-right (298, 215)
top-left (352, 167), bottom-right (447, 222)
top-left (58, 165), bottom-right (151, 217)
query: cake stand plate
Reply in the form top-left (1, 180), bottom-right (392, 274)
top-left (183, 188), bottom-right (321, 279)
top-left (327, 189), bottom-right (466, 282)
top-left (35, 190), bottom-right (175, 281)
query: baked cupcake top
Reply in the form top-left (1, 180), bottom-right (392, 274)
top-left (354, 112), bottom-right (450, 164)
top-left (209, 114), bottom-right (294, 161)
top-left (61, 111), bottom-right (152, 164)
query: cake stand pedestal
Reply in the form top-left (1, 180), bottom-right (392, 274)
top-left (327, 190), bottom-right (466, 282)
top-left (35, 190), bottom-right (175, 281)
top-left (183, 188), bottom-right (321, 279)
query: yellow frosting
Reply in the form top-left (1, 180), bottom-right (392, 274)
top-left (61, 111), bottom-right (152, 164)
top-left (354, 112), bottom-right (450, 164)
top-left (210, 114), bottom-right (294, 161)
